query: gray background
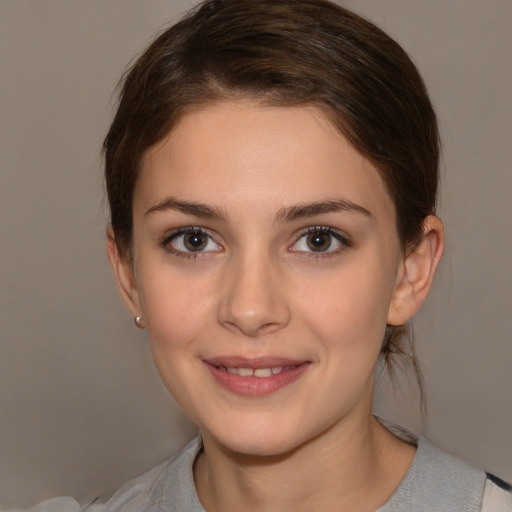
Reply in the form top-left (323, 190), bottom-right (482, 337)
top-left (1, 0), bottom-right (510, 508)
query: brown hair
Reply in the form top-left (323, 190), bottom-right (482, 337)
top-left (104, 0), bottom-right (439, 396)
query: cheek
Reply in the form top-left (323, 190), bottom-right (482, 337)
top-left (137, 264), bottom-right (217, 351)
top-left (137, 269), bottom-right (217, 410)
top-left (297, 263), bottom-right (394, 353)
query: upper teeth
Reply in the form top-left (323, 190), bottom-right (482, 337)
top-left (220, 366), bottom-right (288, 377)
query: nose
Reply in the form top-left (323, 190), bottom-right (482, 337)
top-left (217, 252), bottom-right (291, 337)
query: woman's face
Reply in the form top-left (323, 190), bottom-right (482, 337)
top-left (126, 101), bottom-right (406, 456)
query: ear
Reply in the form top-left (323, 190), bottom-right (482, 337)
top-left (387, 215), bottom-right (444, 326)
top-left (106, 226), bottom-right (143, 320)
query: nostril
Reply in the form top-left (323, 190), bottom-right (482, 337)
top-left (220, 314), bottom-right (290, 337)
top-left (217, 263), bottom-right (291, 335)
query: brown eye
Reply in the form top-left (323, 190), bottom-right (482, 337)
top-left (290, 227), bottom-right (349, 256)
top-left (306, 232), bottom-right (332, 252)
top-left (183, 231), bottom-right (208, 251)
top-left (165, 227), bottom-right (220, 255)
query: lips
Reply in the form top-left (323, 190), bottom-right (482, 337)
top-left (204, 356), bottom-right (310, 396)
top-left (222, 366), bottom-right (291, 377)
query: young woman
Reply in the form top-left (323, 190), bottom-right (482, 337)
top-left (20, 0), bottom-right (511, 510)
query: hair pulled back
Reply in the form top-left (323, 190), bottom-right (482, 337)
top-left (104, 0), bottom-right (439, 389)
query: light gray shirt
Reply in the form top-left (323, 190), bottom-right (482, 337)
top-left (7, 428), bottom-right (512, 511)
top-left (83, 430), bottom-right (511, 512)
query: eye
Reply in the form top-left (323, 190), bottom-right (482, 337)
top-left (162, 227), bottom-right (221, 256)
top-left (290, 226), bottom-right (350, 254)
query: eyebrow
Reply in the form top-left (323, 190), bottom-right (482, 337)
top-left (276, 199), bottom-right (372, 223)
top-left (144, 197), bottom-right (228, 221)
top-left (144, 196), bottom-right (372, 223)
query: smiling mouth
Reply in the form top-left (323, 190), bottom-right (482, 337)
top-left (204, 358), bottom-right (310, 396)
top-left (214, 365), bottom-right (298, 377)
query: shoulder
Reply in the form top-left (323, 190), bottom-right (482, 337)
top-left (377, 420), bottom-right (511, 512)
top-left (381, 435), bottom-right (485, 511)
top-left (81, 458), bottom-right (171, 511)
top-left (81, 436), bottom-right (204, 512)
top-left (1, 438), bottom-right (204, 512)
top-left (481, 474), bottom-right (512, 512)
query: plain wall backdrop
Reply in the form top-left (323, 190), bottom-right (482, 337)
top-left (1, 0), bottom-right (510, 508)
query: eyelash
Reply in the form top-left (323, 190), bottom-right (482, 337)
top-left (160, 227), bottom-right (220, 260)
top-left (290, 226), bottom-right (352, 259)
top-left (160, 225), bottom-right (351, 260)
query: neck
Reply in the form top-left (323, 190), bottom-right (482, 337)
top-left (194, 415), bottom-right (415, 512)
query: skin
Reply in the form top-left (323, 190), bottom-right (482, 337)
top-left (108, 100), bottom-right (444, 511)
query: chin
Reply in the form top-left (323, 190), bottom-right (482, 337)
top-left (222, 434), bottom-right (299, 459)
top-left (203, 414), bottom-right (314, 459)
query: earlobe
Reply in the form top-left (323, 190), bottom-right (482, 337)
top-left (387, 215), bottom-right (444, 326)
top-left (106, 226), bottom-right (142, 318)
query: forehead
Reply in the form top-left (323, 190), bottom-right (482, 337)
top-left (137, 100), bottom-right (395, 221)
